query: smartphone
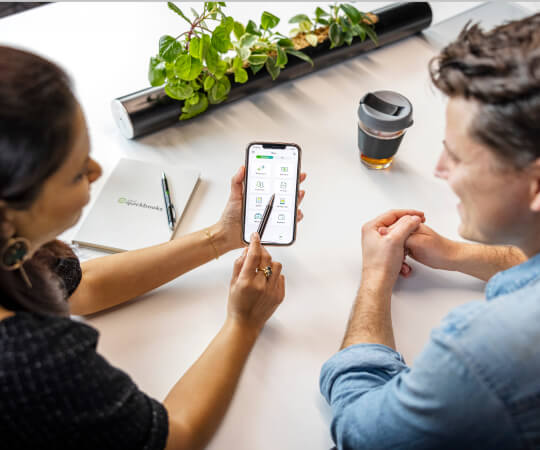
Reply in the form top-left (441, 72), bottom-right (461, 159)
top-left (242, 142), bottom-right (302, 246)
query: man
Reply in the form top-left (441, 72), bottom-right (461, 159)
top-left (321, 13), bottom-right (540, 449)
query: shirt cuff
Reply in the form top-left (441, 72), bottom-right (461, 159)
top-left (320, 343), bottom-right (408, 405)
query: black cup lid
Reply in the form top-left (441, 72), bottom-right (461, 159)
top-left (358, 90), bottom-right (413, 132)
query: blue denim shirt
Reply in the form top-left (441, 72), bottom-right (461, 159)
top-left (320, 253), bottom-right (540, 449)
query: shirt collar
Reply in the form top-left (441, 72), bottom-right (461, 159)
top-left (485, 252), bottom-right (540, 300)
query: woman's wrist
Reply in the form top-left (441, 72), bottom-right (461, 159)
top-left (224, 315), bottom-right (262, 344)
top-left (206, 222), bottom-right (237, 256)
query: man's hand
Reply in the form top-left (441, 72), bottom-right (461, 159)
top-left (378, 223), bottom-right (459, 277)
top-left (405, 223), bottom-right (460, 271)
top-left (341, 209), bottom-right (425, 350)
top-left (380, 222), bottom-right (527, 281)
top-left (361, 209), bottom-right (425, 290)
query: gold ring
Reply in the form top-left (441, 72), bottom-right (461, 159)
top-left (257, 265), bottom-right (272, 280)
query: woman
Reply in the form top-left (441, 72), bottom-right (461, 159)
top-left (0, 46), bottom-right (306, 450)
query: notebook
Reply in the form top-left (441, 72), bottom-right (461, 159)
top-left (73, 158), bottom-right (200, 252)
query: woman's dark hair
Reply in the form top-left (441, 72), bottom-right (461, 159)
top-left (0, 46), bottom-right (78, 316)
top-left (429, 13), bottom-right (540, 168)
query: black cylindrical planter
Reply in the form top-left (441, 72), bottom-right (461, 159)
top-left (112, 2), bottom-right (432, 139)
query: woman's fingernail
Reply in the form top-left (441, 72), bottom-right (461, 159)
top-left (251, 232), bottom-right (259, 242)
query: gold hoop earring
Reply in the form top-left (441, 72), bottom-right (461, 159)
top-left (0, 237), bottom-right (32, 288)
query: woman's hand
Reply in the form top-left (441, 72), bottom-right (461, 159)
top-left (361, 209), bottom-right (425, 289)
top-left (217, 166), bottom-right (307, 251)
top-left (227, 232), bottom-right (285, 334)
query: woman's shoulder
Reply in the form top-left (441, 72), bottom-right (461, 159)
top-left (0, 311), bottom-right (98, 367)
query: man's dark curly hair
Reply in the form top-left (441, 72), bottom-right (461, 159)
top-left (429, 13), bottom-right (540, 168)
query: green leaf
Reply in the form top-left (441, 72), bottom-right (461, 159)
top-left (234, 67), bottom-right (248, 83)
top-left (209, 76), bottom-right (231, 104)
top-left (248, 53), bottom-right (268, 65)
top-left (305, 33), bottom-right (318, 47)
top-left (315, 7), bottom-right (329, 18)
top-left (233, 21), bottom-right (245, 40)
top-left (190, 78), bottom-right (201, 90)
top-left (265, 56), bottom-right (280, 80)
top-left (261, 11), bottom-right (280, 30)
top-left (222, 16), bottom-right (235, 33)
top-left (148, 57), bottom-right (166, 87)
top-left (212, 25), bottom-right (232, 53)
top-left (364, 25), bottom-right (378, 44)
top-left (232, 55), bottom-right (242, 71)
top-left (174, 54), bottom-right (203, 81)
top-left (239, 33), bottom-right (258, 49)
top-left (329, 23), bottom-right (341, 48)
top-left (289, 14), bottom-right (310, 24)
top-left (277, 38), bottom-right (294, 48)
top-left (299, 20), bottom-right (312, 33)
top-left (187, 92), bottom-right (199, 105)
top-left (201, 34), bottom-right (212, 59)
top-left (237, 46), bottom-right (250, 60)
top-left (316, 18), bottom-right (330, 26)
top-left (203, 75), bottom-right (215, 91)
top-left (276, 45), bottom-right (287, 67)
top-left (167, 2), bottom-right (191, 23)
top-left (159, 35), bottom-right (182, 63)
top-left (165, 81), bottom-right (194, 100)
top-left (340, 4), bottom-right (362, 24)
top-left (165, 62), bottom-right (175, 79)
top-left (205, 45), bottom-right (219, 73)
top-left (250, 63), bottom-right (264, 75)
top-left (246, 19), bottom-right (260, 36)
top-left (344, 30), bottom-right (353, 46)
top-left (351, 23), bottom-right (365, 40)
top-left (214, 60), bottom-right (228, 79)
top-left (286, 49), bottom-right (313, 66)
top-left (180, 93), bottom-right (209, 120)
top-left (189, 37), bottom-right (203, 60)
top-left (289, 28), bottom-right (300, 37)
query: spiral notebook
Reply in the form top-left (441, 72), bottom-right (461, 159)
top-left (73, 158), bottom-right (200, 252)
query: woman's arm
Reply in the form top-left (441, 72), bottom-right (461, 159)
top-left (69, 167), bottom-right (305, 316)
top-left (69, 222), bottom-right (233, 315)
top-left (164, 233), bottom-right (285, 450)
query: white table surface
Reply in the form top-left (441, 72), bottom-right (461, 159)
top-left (2, 3), bottom-right (539, 449)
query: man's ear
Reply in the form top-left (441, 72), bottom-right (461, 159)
top-left (529, 158), bottom-right (540, 212)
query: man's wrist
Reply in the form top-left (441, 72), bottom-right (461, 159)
top-left (360, 269), bottom-right (396, 297)
top-left (444, 240), bottom-right (470, 272)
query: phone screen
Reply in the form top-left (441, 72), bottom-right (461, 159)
top-left (243, 143), bottom-right (300, 245)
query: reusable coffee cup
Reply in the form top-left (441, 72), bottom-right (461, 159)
top-left (357, 90), bottom-right (413, 169)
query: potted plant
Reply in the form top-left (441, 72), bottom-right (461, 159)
top-left (112, 2), bottom-right (432, 139)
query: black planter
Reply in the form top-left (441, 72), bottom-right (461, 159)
top-left (112, 2), bottom-right (432, 139)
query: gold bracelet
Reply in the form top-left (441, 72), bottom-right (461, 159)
top-left (205, 229), bottom-right (220, 260)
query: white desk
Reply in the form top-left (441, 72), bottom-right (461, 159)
top-left (2, 3), bottom-right (538, 449)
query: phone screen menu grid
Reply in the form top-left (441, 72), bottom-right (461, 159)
top-left (244, 145), bottom-right (298, 244)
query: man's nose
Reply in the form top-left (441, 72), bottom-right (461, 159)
top-left (434, 151), bottom-right (450, 180)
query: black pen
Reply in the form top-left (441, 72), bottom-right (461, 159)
top-left (161, 171), bottom-right (176, 231)
top-left (257, 193), bottom-right (275, 240)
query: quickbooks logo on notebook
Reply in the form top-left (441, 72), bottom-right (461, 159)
top-left (117, 197), bottom-right (163, 211)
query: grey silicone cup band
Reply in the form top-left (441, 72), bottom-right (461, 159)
top-left (357, 126), bottom-right (405, 159)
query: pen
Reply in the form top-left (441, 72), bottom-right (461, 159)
top-left (161, 171), bottom-right (176, 231)
top-left (257, 193), bottom-right (275, 240)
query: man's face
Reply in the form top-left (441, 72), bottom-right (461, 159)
top-left (435, 97), bottom-right (533, 245)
